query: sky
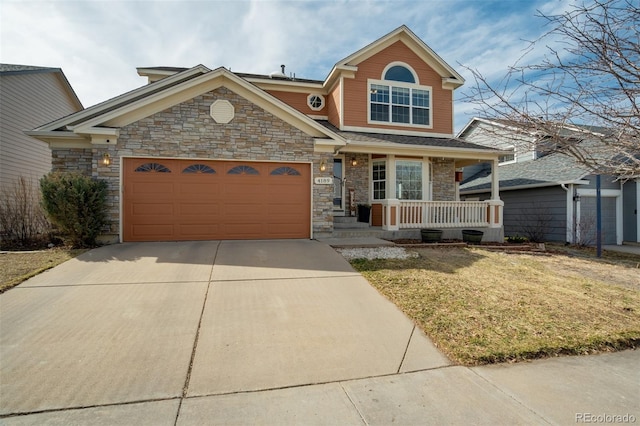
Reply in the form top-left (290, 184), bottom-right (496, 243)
top-left (0, 0), bottom-right (574, 133)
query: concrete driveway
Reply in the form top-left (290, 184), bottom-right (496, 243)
top-left (1, 240), bottom-right (638, 425)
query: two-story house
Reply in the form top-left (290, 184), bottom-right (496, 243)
top-left (459, 117), bottom-right (639, 245)
top-left (28, 26), bottom-right (505, 243)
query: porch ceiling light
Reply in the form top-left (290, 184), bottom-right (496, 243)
top-left (102, 152), bottom-right (111, 166)
top-left (351, 157), bottom-right (357, 166)
top-left (320, 159), bottom-right (326, 172)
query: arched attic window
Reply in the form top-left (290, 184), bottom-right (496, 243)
top-left (384, 65), bottom-right (416, 83)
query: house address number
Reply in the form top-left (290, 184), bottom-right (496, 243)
top-left (314, 177), bottom-right (333, 185)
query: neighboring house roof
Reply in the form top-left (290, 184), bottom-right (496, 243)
top-left (458, 117), bottom-right (614, 142)
top-left (0, 63), bottom-right (83, 110)
top-left (461, 152), bottom-right (591, 193)
top-left (1, 64), bottom-right (53, 73)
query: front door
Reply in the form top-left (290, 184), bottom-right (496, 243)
top-left (333, 158), bottom-right (344, 213)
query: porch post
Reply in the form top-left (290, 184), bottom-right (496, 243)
top-left (487, 158), bottom-right (503, 229)
top-left (381, 199), bottom-right (400, 231)
top-left (388, 155), bottom-right (396, 199)
top-left (381, 155), bottom-right (400, 231)
top-left (490, 158), bottom-right (500, 201)
top-left (487, 199), bottom-right (504, 228)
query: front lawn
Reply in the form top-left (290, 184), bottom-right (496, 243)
top-left (350, 247), bottom-right (640, 365)
top-left (0, 248), bottom-right (86, 293)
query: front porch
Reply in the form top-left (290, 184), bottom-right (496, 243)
top-left (333, 200), bottom-right (505, 243)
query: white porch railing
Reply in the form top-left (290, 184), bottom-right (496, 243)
top-left (380, 199), bottom-right (504, 230)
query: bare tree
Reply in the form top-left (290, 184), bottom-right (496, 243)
top-left (463, 0), bottom-right (640, 179)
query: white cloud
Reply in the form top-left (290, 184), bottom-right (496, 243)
top-left (1, 0), bottom-right (558, 131)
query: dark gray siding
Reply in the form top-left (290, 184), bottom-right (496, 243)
top-left (623, 180), bottom-right (637, 242)
top-left (464, 186), bottom-right (568, 242)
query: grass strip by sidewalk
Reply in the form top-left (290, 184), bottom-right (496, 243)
top-left (351, 247), bottom-right (640, 366)
top-left (0, 248), bottom-right (86, 293)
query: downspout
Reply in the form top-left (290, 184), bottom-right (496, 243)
top-left (561, 184), bottom-right (575, 244)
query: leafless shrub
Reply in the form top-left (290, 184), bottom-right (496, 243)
top-left (0, 176), bottom-right (50, 248)
top-left (517, 207), bottom-right (553, 243)
top-left (575, 213), bottom-right (597, 247)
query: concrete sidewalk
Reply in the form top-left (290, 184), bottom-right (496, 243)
top-left (1, 240), bottom-right (638, 425)
top-left (604, 244), bottom-right (640, 256)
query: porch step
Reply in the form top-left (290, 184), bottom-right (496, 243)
top-left (334, 216), bottom-right (370, 229)
top-left (333, 224), bottom-right (420, 240)
top-left (334, 222), bottom-right (370, 229)
top-left (331, 228), bottom-right (422, 239)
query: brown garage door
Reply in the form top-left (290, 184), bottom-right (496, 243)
top-left (123, 158), bottom-right (311, 241)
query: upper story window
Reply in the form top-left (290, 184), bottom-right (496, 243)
top-left (307, 94), bottom-right (325, 111)
top-left (369, 63), bottom-right (431, 127)
top-left (499, 150), bottom-right (516, 164)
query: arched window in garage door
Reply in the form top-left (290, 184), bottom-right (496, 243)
top-left (228, 165), bottom-right (259, 175)
top-left (134, 162), bottom-right (171, 173)
top-left (182, 164), bottom-right (216, 174)
top-left (270, 166), bottom-right (301, 176)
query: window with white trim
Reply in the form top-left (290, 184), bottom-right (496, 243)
top-left (369, 64), bottom-right (431, 126)
top-left (396, 160), bottom-right (423, 200)
top-left (499, 153), bottom-right (516, 164)
top-left (307, 94), bottom-right (325, 111)
top-left (372, 160), bottom-right (386, 200)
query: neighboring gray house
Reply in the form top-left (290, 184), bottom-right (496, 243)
top-left (459, 118), bottom-right (639, 245)
top-left (0, 64), bottom-right (83, 190)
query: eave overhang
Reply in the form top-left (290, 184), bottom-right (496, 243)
top-left (337, 138), bottom-right (505, 160)
top-left (461, 179), bottom-right (591, 195)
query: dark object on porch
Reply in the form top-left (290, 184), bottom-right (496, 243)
top-left (420, 229), bottom-right (443, 243)
top-left (462, 229), bottom-right (484, 244)
top-left (357, 204), bottom-right (371, 223)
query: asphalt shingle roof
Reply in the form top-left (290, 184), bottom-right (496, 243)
top-left (0, 64), bottom-right (58, 74)
top-left (460, 152), bottom-right (591, 192)
top-left (316, 120), bottom-right (498, 151)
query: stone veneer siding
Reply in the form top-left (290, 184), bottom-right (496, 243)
top-left (51, 87), bottom-right (334, 240)
top-left (431, 158), bottom-right (456, 201)
top-left (345, 153), bottom-right (369, 214)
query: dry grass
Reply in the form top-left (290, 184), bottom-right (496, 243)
top-left (0, 248), bottom-right (86, 293)
top-left (351, 247), bottom-right (640, 365)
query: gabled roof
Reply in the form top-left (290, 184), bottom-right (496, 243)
top-left (1, 63), bottom-right (83, 110)
top-left (28, 65), bottom-right (345, 147)
top-left (460, 152), bottom-right (591, 193)
top-left (326, 25), bottom-right (465, 90)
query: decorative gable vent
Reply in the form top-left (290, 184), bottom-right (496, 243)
top-left (210, 100), bottom-right (234, 123)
